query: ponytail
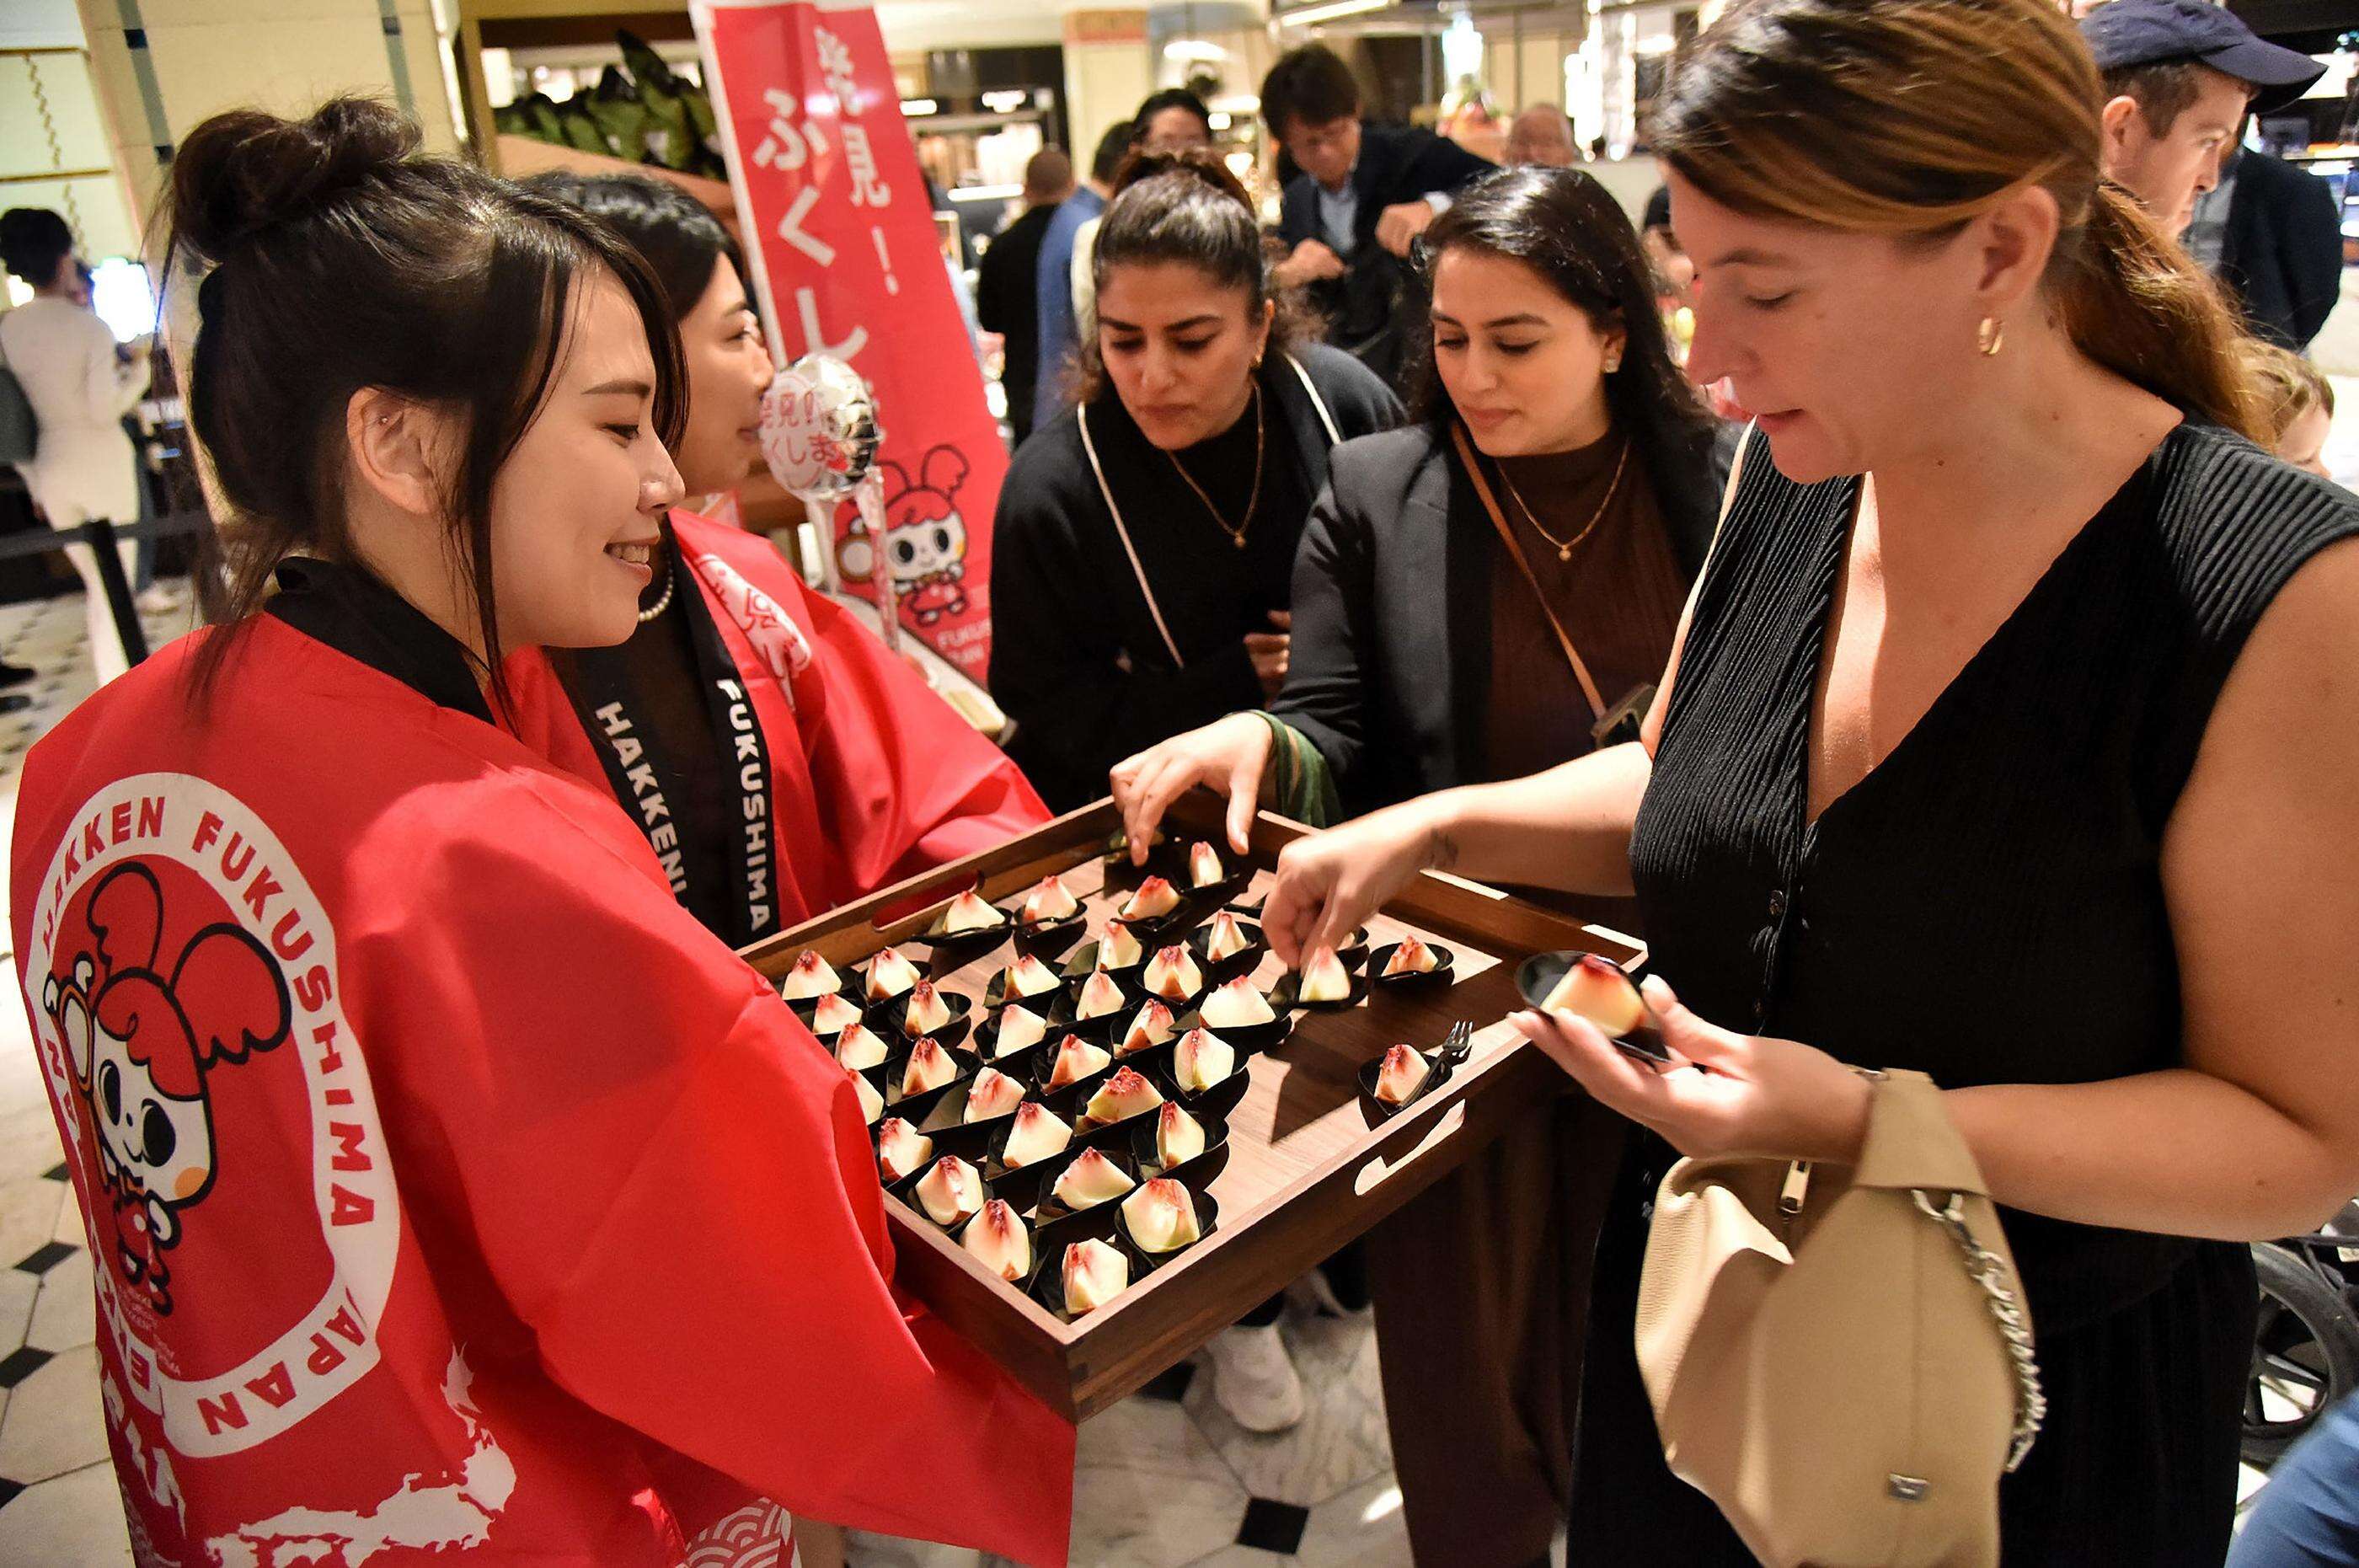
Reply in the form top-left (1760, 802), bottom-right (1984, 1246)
top-left (2054, 182), bottom-right (2259, 442)
top-left (1654, 0), bottom-right (2265, 442)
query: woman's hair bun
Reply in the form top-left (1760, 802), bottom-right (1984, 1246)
top-left (1110, 143), bottom-right (1252, 213)
top-left (0, 206), bottom-right (74, 286)
top-left (168, 96), bottom-right (420, 263)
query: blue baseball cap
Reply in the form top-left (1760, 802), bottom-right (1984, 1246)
top-left (2081, 0), bottom-right (2326, 115)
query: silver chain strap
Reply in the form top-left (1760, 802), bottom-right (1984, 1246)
top-left (1910, 1191), bottom-right (2048, 1471)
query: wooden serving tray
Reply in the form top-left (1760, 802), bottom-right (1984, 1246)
top-left (739, 794), bottom-right (1638, 1421)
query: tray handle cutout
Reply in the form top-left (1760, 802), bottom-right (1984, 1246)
top-left (1352, 1102), bottom-right (1468, 1197)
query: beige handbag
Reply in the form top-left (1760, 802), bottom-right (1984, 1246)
top-left (1634, 1069), bottom-right (2046, 1568)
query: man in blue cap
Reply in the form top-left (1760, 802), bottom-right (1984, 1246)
top-left (2079, 0), bottom-right (2326, 238)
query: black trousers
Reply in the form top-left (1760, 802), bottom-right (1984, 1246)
top-left (1366, 1093), bottom-right (1628, 1565)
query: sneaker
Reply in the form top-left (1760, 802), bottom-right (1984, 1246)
top-left (1201, 1322), bottom-right (1305, 1433)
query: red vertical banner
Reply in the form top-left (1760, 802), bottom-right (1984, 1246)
top-left (696, 0), bottom-right (1002, 681)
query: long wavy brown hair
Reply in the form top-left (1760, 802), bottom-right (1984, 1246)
top-left (1651, 0), bottom-right (2259, 439)
top-left (1406, 166), bottom-right (1720, 543)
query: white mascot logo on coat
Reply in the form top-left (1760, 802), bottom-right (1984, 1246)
top-left (43, 861), bottom-right (291, 1319)
top-left (24, 774), bottom-right (517, 1561)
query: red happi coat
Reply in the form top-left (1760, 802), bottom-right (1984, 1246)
top-left (506, 509), bottom-right (1047, 936)
top-left (10, 614), bottom-right (1074, 1566)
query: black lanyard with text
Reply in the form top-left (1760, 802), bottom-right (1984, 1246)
top-left (568, 549), bottom-right (778, 947)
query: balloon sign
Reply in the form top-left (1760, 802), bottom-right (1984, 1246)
top-left (759, 354), bottom-right (880, 500)
top-left (758, 355), bottom-right (899, 646)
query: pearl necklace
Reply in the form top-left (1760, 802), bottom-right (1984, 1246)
top-left (637, 556), bottom-right (677, 623)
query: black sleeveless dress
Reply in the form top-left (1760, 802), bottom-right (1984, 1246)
top-left (1585, 420), bottom-right (2359, 1565)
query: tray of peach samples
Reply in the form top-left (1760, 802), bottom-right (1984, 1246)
top-left (742, 794), bottom-right (1641, 1421)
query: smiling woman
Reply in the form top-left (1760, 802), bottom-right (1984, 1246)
top-left (175, 104), bottom-right (688, 712)
top-left (8, 96), bottom-right (1076, 1568)
top-left (516, 174), bottom-right (773, 499)
top-left (501, 171), bottom-right (1050, 949)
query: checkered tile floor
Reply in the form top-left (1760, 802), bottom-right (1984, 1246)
top-left (0, 587), bottom-right (199, 1565)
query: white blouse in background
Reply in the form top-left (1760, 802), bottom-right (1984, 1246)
top-left (0, 297), bottom-right (149, 528)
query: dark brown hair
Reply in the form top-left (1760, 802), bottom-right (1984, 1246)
top-left (169, 97), bottom-right (686, 709)
top-left (515, 170), bottom-right (746, 324)
top-left (1410, 166), bottom-right (1718, 534)
top-left (1653, 0), bottom-right (2258, 438)
top-left (1073, 147), bottom-right (1313, 404)
top-left (1131, 88), bottom-right (1213, 145)
top-left (2100, 59), bottom-right (2218, 137)
top-left (1260, 45), bottom-right (1361, 140)
top-left (0, 207), bottom-right (73, 287)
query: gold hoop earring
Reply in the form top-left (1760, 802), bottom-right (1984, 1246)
top-left (1977, 317), bottom-right (2005, 357)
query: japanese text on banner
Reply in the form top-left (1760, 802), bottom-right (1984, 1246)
top-left (703, 1), bottom-right (1004, 679)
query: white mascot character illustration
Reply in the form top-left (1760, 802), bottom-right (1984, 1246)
top-left (837, 445), bottom-right (972, 628)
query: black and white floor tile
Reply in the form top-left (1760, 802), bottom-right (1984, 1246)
top-left (0, 586), bottom-right (196, 1564)
top-left (841, 1308), bottom-right (1412, 1568)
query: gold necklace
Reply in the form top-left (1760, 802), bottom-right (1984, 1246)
top-left (1166, 383), bottom-right (1264, 551)
top-left (1496, 437), bottom-right (1630, 562)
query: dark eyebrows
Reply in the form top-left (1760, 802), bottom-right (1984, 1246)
top-left (1430, 310), bottom-right (1550, 330)
top-left (1099, 313), bottom-right (1223, 334)
top-left (1485, 313), bottom-right (1549, 330)
top-left (583, 377), bottom-right (654, 399)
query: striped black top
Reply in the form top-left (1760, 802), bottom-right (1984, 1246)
top-left (1628, 420), bottom-right (2359, 1328)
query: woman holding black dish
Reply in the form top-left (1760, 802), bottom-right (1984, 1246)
top-left (1110, 163), bottom-right (1729, 1565)
top-left (1258, 1), bottom-right (2359, 1561)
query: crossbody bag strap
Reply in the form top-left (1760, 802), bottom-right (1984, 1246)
top-left (1861, 1069), bottom-right (2047, 1473)
top-left (1448, 420), bottom-right (1607, 720)
top-left (1282, 352), bottom-right (1343, 447)
top-left (1078, 402), bottom-right (1186, 669)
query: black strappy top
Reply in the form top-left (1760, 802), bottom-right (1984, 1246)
top-left (1628, 420), bottom-right (2359, 1330)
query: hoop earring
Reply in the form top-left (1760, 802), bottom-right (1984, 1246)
top-left (1977, 317), bottom-right (2005, 358)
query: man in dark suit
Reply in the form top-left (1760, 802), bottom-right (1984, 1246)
top-left (1263, 45), bottom-right (1494, 380)
top-left (2212, 139), bottom-right (2344, 351)
top-left (975, 147), bottom-right (1072, 446)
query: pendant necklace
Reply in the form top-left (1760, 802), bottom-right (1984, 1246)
top-left (1167, 383), bottom-right (1265, 551)
top-left (1496, 438), bottom-right (1630, 561)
